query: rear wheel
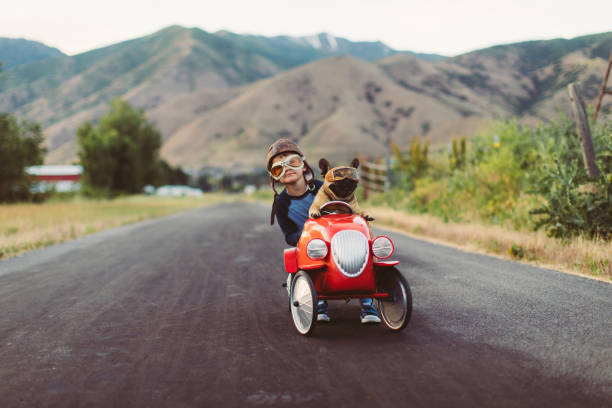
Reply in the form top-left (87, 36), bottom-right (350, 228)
top-left (290, 271), bottom-right (317, 335)
top-left (376, 267), bottom-right (412, 331)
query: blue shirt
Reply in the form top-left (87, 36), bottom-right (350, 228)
top-left (275, 179), bottom-right (323, 246)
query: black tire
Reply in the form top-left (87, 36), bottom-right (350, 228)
top-left (376, 267), bottom-right (412, 331)
top-left (290, 271), bottom-right (317, 335)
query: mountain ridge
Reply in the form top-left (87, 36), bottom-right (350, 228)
top-left (0, 26), bottom-right (610, 170)
top-left (0, 38), bottom-right (64, 69)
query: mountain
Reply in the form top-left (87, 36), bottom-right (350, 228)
top-left (0, 38), bottom-right (64, 69)
top-left (156, 31), bottom-right (612, 170)
top-left (283, 33), bottom-right (445, 62)
top-left (0, 26), bottom-right (610, 169)
top-left (0, 26), bottom-right (421, 161)
top-left (157, 56), bottom-right (471, 170)
top-left (379, 32), bottom-right (612, 120)
top-left (450, 32), bottom-right (612, 117)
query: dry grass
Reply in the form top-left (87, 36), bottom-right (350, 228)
top-left (0, 194), bottom-right (236, 260)
top-left (370, 207), bottom-right (611, 282)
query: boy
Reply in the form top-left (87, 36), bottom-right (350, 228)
top-left (266, 138), bottom-right (380, 323)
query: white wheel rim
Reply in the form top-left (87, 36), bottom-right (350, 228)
top-left (380, 280), bottom-right (407, 330)
top-left (291, 276), bottom-right (314, 334)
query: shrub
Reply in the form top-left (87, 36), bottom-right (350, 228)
top-left (449, 136), bottom-right (466, 170)
top-left (371, 115), bottom-right (612, 239)
top-left (530, 115), bottom-right (612, 239)
top-left (391, 137), bottom-right (429, 190)
top-left (405, 120), bottom-right (541, 227)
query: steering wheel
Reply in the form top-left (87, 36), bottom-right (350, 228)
top-left (319, 201), bottom-right (353, 215)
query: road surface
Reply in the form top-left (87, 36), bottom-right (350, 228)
top-left (0, 202), bottom-right (610, 407)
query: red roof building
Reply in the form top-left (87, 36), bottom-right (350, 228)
top-left (26, 165), bottom-right (83, 193)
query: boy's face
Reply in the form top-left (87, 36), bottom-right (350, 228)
top-left (271, 152), bottom-right (306, 184)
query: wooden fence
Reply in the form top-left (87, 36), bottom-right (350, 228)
top-left (358, 156), bottom-right (389, 199)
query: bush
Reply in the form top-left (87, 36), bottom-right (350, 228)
top-left (404, 120), bottom-right (541, 227)
top-left (530, 115), bottom-right (612, 239)
top-left (378, 115), bottom-right (612, 239)
top-left (391, 137), bottom-right (429, 190)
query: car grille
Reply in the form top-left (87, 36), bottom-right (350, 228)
top-left (331, 230), bottom-right (369, 278)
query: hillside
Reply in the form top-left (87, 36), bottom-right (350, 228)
top-left (0, 27), bottom-right (611, 170)
top-left (450, 32), bottom-right (612, 117)
top-left (158, 56), bottom-right (472, 170)
top-left (45, 54), bottom-right (485, 168)
top-left (0, 25), bottom-right (302, 154)
top-left (0, 26), bottom-right (419, 163)
top-left (157, 31), bottom-right (612, 170)
top-left (380, 32), bottom-right (612, 118)
top-left (0, 38), bottom-right (64, 69)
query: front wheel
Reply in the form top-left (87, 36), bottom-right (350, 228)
top-left (290, 271), bottom-right (317, 335)
top-left (376, 267), bottom-right (412, 331)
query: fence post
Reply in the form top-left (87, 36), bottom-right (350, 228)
top-left (359, 155), bottom-right (369, 200)
top-left (568, 83), bottom-right (601, 178)
top-left (385, 155), bottom-right (391, 191)
top-left (359, 155), bottom-right (388, 198)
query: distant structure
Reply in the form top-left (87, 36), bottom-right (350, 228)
top-left (26, 165), bottom-right (83, 193)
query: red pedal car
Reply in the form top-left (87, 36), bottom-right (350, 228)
top-left (284, 201), bottom-right (412, 335)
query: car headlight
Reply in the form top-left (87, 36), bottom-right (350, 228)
top-left (307, 239), bottom-right (328, 260)
top-left (372, 236), bottom-right (394, 259)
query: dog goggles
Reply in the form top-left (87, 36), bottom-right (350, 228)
top-left (269, 154), bottom-right (305, 180)
top-left (327, 167), bottom-right (359, 182)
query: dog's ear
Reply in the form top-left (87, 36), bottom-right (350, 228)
top-left (350, 157), bottom-right (360, 169)
top-left (319, 158), bottom-right (331, 176)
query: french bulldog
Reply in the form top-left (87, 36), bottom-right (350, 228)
top-left (309, 157), bottom-right (374, 221)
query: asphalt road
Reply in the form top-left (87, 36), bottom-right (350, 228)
top-left (0, 202), bottom-right (610, 407)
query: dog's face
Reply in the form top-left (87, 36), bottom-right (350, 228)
top-left (319, 158), bottom-right (360, 199)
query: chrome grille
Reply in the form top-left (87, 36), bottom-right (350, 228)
top-left (331, 230), bottom-right (369, 278)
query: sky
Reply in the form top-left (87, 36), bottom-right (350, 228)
top-left (1, 0), bottom-right (611, 57)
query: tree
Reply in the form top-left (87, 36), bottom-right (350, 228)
top-left (157, 159), bottom-right (189, 186)
top-left (0, 113), bottom-right (46, 202)
top-left (391, 137), bottom-right (429, 190)
top-left (77, 99), bottom-right (161, 195)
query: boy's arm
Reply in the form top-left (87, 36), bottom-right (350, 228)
top-left (276, 213), bottom-right (301, 246)
top-left (275, 195), bottom-right (302, 246)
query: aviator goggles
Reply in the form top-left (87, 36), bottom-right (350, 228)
top-left (269, 154), bottom-right (305, 180)
top-left (326, 167), bottom-right (359, 182)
